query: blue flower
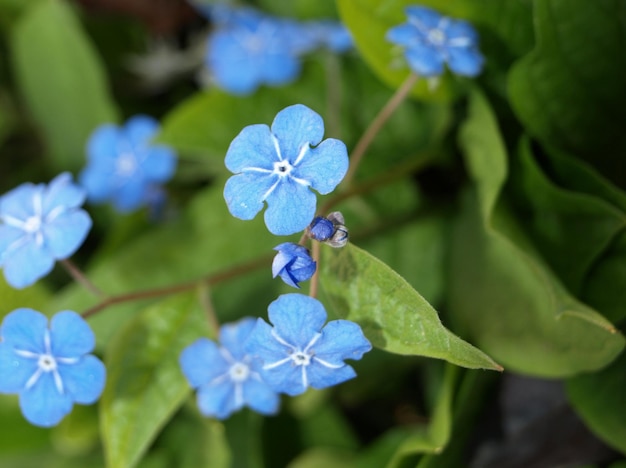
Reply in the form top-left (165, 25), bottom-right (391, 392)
top-left (0, 309), bottom-right (106, 427)
top-left (386, 6), bottom-right (484, 77)
top-left (224, 104), bottom-right (349, 235)
top-left (245, 294), bottom-right (371, 396)
top-left (179, 317), bottom-right (280, 420)
top-left (307, 216), bottom-right (335, 242)
top-left (0, 173), bottom-right (92, 289)
top-left (272, 243), bottom-right (316, 288)
top-left (80, 115), bottom-right (177, 213)
top-left (205, 8), bottom-right (303, 95)
top-left (305, 20), bottom-right (353, 53)
top-left (306, 212), bottom-right (349, 248)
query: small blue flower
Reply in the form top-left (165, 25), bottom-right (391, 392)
top-left (179, 317), bottom-right (280, 420)
top-left (386, 6), bottom-right (484, 77)
top-left (224, 104), bottom-right (349, 235)
top-left (245, 294), bottom-right (371, 396)
top-left (272, 243), bottom-right (316, 288)
top-left (80, 115), bottom-right (177, 213)
top-left (305, 20), bottom-right (353, 53)
top-left (0, 173), bottom-right (92, 289)
top-left (307, 216), bottom-right (335, 242)
top-left (0, 309), bottom-right (106, 427)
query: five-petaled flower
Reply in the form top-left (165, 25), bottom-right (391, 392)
top-left (245, 294), bottom-right (371, 396)
top-left (0, 173), bottom-right (92, 289)
top-left (386, 6), bottom-right (484, 77)
top-left (272, 243), bottom-right (316, 288)
top-left (179, 317), bottom-right (280, 420)
top-left (80, 115), bottom-right (177, 213)
top-left (0, 309), bottom-right (106, 427)
top-left (224, 104), bottom-right (349, 235)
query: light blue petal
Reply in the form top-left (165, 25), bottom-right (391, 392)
top-left (386, 23), bottom-right (422, 46)
top-left (294, 138), bottom-right (348, 195)
top-left (112, 179), bottom-right (148, 213)
top-left (259, 52), bottom-right (301, 86)
top-left (87, 124), bottom-right (121, 164)
top-left (42, 210), bottom-right (91, 259)
top-left (142, 146), bottom-right (177, 182)
top-left (208, 30), bottom-right (262, 95)
top-left (447, 47), bottom-right (484, 77)
top-left (225, 124), bottom-right (277, 173)
top-left (43, 173), bottom-right (86, 213)
top-left (20, 372), bottom-right (73, 427)
top-left (219, 318), bottom-right (257, 361)
top-left (267, 294), bottom-right (326, 348)
top-left (405, 6), bottom-right (443, 30)
top-left (404, 44), bottom-right (445, 76)
top-left (264, 180), bottom-right (316, 235)
top-left (79, 166), bottom-right (114, 203)
top-left (0, 308), bottom-right (47, 351)
top-left (0, 344), bottom-right (37, 393)
top-left (445, 19), bottom-right (478, 43)
top-left (0, 182), bottom-right (37, 220)
top-left (196, 380), bottom-right (238, 419)
top-left (50, 311), bottom-right (95, 357)
top-left (272, 250), bottom-right (292, 278)
top-left (224, 172), bottom-right (277, 221)
top-left (271, 104), bottom-right (325, 164)
top-left (313, 320), bottom-right (372, 366)
top-left (242, 378), bottom-right (280, 414)
top-left (0, 225), bottom-right (24, 266)
top-left (261, 362), bottom-right (306, 396)
top-left (308, 362), bottom-right (356, 390)
top-left (124, 115), bottom-right (159, 147)
top-left (180, 338), bottom-right (229, 388)
top-left (2, 240), bottom-right (54, 289)
top-left (58, 355), bottom-right (106, 404)
top-left (245, 319), bottom-right (288, 367)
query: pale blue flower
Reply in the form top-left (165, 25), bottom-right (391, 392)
top-left (179, 317), bottom-right (280, 420)
top-left (224, 104), bottom-right (349, 235)
top-left (80, 115), bottom-right (177, 213)
top-left (0, 309), bottom-right (106, 427)
top-left (245, 294), bottom-right (371, 396)
top-left (0, 173), bottom-right (91, 289)
top-left (272, 243), bottom-right (316, 288)
top-left (386, 6), bottom-right (484, 77)
top-left (305, 20), bottom-right (353, 53)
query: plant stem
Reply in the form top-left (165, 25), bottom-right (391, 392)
top-left (342, 72), bottom-right (419, 188)
top-left (60, 259), bottom-right (105, 298)
top-left (309, 241), bottom-right (321, 299)
top-left (198, 283), bottom-right (221, 336)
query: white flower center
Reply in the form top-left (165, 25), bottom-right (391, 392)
top-left (38, 353), bottom-right (57, 372)
top-left (229, 362), bottom-right (251, 382)
top-left (291, 351), bottom-right (311, 366)
top-left (428, 28), bottom-right (446, 46)
top-left (23, 215), bottom-right (42, 233)
top-left (273, 160), bottom-right (294, 177)
top-left (116, 153), bottom-right (138, 176)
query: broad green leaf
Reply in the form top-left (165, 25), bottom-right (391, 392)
top-left (448, 88), bottom-right (624, 376)
top-left (257, 0), bottom-right (338, 19)
top-left (289, 448), bottom-right (355, 468)
top-left (0, 395), bottom-right (51, 456)
top-left (567, 350), bottom-right (626, 455)
top-left (320, 243), bottom-right (502, 371)
top-left (508, 0), bottom-right (626, 185)
top-left (11, 0), bottom-right (118, 170)
top-left (101, 291), bottom-right (211, 468)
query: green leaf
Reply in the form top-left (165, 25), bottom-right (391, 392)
top-left (567, 350), bottom-right (626, 455)
top-left (0, 275), bottom-right (50, 319)
top-left (448, 88), bottom-right (624, 376)
top-left (320, 243), bottom-right (502, 370)
top-left (508, 0), bottom-right (626, 185)
top-left (11, 0), bottom-right (118, 170)
top-left (100, 291), bottom-right (211, 468)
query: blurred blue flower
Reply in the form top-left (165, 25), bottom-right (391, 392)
top-left (306, 20), bottom-right (353, 53)
top-left (224, 104), bottom-right (349, 235)
top-left (0, 173), bottom-right (91, 289)
top-left (272, 243), bottom-right (316, 288)
top-left (386, 6), bottom-right (484, 77)
top-left (245, 294), bottom-right (371, 396)
top-left (0, 309), bottom-right (106, 427)
top-left (180, 317), bottom-right (280, 420)
top-left (80, 115), bottom-right (177, 213)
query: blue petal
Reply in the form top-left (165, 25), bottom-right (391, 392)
top-left (58, 355), bottom-right (106, 404)
top-left (225, 124), bottom-right (278, 173)
top-left (447, 47), bottom-right (484, 77)
top-left (258, 52), bottom-right (301, 86)
top-left (124, 115), bottom-right (159, 147)
top-left (242, 378), bottom-right (280, 414)
top-left (0, 225), bottom-right (24, 266)
top-left (87, 124), bottom-right (121, 164)
top-left (179, 338), bottom-right (229, 389)
top-left (404, 44), bottom-right (445, 76)
top-left (289, 259), bottom-right (316, 283)
top-left (142, 146), bottom-right (177, 182)
top-left (196, 380), bottom-right (238, 419)
top-left (0, 182), bottom-right (37, 220)
top-left (261, 363), bottom-right (305, 396)
top-left (20, 372), bottom-right (73, 427)
top-left (43, 173), bottom-right (86, 213)
top-left (224, 172), bottom-right (277, 221)
top-left (264, 180), bottom-right (316, 235)
top-left (405, 6), bottom-right (443, 30)
top-left (2, 240), bottom-right (54, 289)
top-left (112, 179), bottom-right (149, 213)
top-left (79, 165), bottom-right (114, 203)
top-left (219, 317), bottom-right (257, 361)
top-left (294, 138), bottom-right (348, 195)
top-left (271, 105), bottom-right (325, 165)
top-left (272, 250), bottom-right (293, 278)
top-left (244, 318), bottom-right (287, 365)
top-left (308, 362), bottom-right (356, 390)
top-left (386, 23), bottom-right (422, 46)
top-left (0, 344), bottom-right (38, 393)
top-left (313, 320), bottom-right (372, 366)
top-left (42, 210), bottom-right (92, 259)
top-left (267, 294), bottom-right (327, 348)
top-left (50, 311), bottom-right (95, 357)
top-left (277, 270), bottom-right (299, 289)
top-left (445, 19), bottom-right (478, 44)
top-left (208, 30), bottom-right (263, 95)
top-left (0, 308), bottom-right (47, 352)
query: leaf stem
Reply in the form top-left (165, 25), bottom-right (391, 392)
top-left (60, 258), bottom-right (105, 298)
top-left (309, 241), bottom-right (321, 299)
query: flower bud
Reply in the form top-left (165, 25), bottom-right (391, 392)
top-left (272, 243), bottom-right (317, 288)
